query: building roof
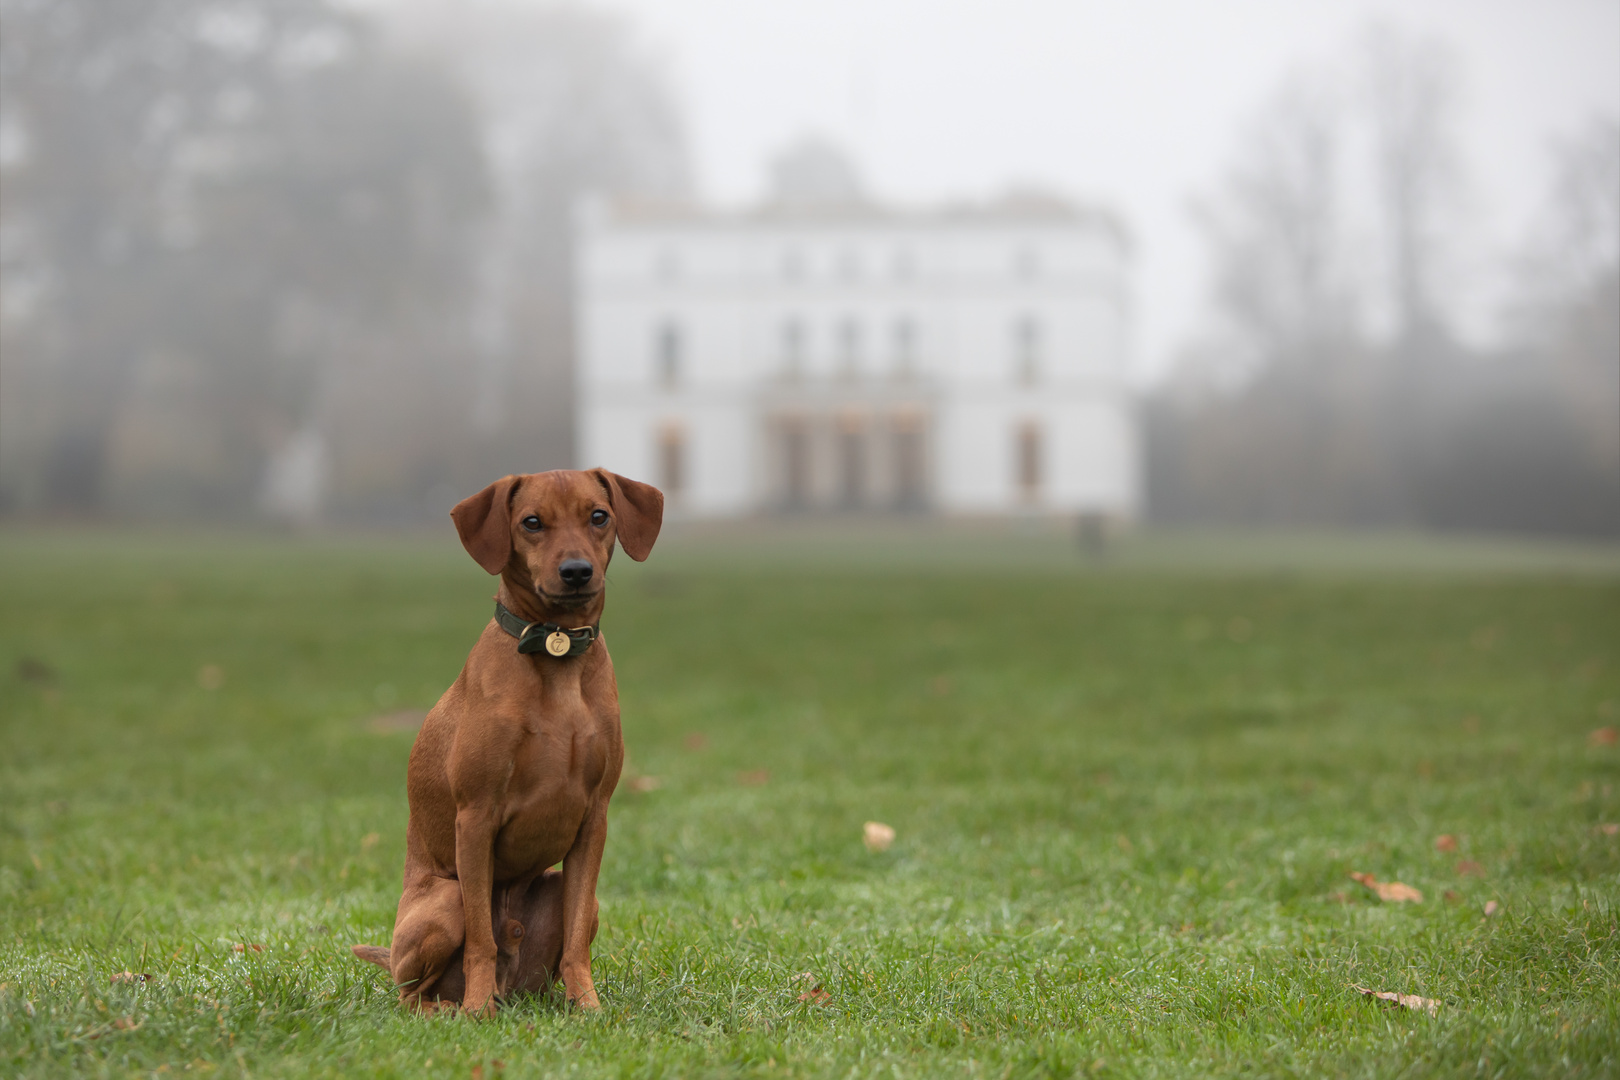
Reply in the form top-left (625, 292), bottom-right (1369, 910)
top-left (580, 188), bottom-right (1131, 250)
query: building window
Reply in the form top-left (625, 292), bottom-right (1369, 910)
top-left (837, 412), bottom-right (866, 508)
top-left (1016, 420), bottom-right (1042, 499)
top-left (838, 318), bottom-right (861, 377)
top-left (893, 409), bottom-right (927, 511)
top-left (778, 417), bottom-right (810, 509)
top-left (780, 319), bottom-right (804, 378)
top-left (658, 424), bottom-right (686, 495)
top-left (892, 318), bottom-right (916, 378)
top-left (1015, 316), bottom-right (1041, 384)
top-left (656, 321), bottom-right (681, 388)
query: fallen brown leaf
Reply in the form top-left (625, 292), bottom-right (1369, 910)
top-left (1349, 872), bottom-right (1423, 903)
top-left (863, 821), bottom-right (896, 853)
top-left (232, 943), bottom-right (264, 953)
top-left (112, 1017), bottom-right (140, 1031)
top-left (1455, 860), bottom-right (1485, 878)
top-left (1483, 900), bottom-right (1500, 917)
top-left (109, 972), bottom-right (150, 984)
top-left (1433, 834), bottom-right (1457, 852)
top-left (736, 769), bottom-right (770, 787)
top-left (629, 776), bottom-right (662, 793)
top-left (1598, 823), bottom-right (1619, 836)
top-left (1442, 890), bottom-right (1461, 904)
top-left (683, 732), bottom-right (709, 751)
top-left (1351, 984), bottom-right (1439, 1016)
top-left (797, 985), bottom-right (832, 1006)
top-left (1589, 727), bottom-right (1618, 747)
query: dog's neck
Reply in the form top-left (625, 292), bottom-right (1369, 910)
top-left (495, 575), bottom-right (605, 629)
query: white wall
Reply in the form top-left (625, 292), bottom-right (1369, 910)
top-left (576, 207), bottom-right (1137, 518)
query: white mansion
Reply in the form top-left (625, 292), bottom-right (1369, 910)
top-left (575, 186), bottom-right (1138, 519)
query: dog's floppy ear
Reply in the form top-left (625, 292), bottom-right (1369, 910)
top-left (451, 475), bottom-right (521, 574)
top-left (589, 469), bottom-right (664, 562)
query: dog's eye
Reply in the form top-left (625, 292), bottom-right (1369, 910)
top-left (590, 509), bottom-right (609, 527)
top-left (520, 515), bottom-right (542, 532)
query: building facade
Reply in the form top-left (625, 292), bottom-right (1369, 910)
top-left (575, 195), bottom-right (1138, 518)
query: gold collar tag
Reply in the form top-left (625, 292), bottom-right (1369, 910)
top-left (544, 631), bottom-right (572, 657)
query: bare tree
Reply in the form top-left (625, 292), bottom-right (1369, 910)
top-left (387, 1), bottom-right (691, 473)
top-left (1153, 29), bottom-right (1617, 537)
top-left (1360, 24), bottom-right (1465, 348)
top-left (0, 0), bottom-right (357, 509)
top-left (0, 0), bottom-right (490, 517)
top-left (1511, 115), bottom-right (1620, 479)
top-left (1188, 71), bottom-right (1354, 373)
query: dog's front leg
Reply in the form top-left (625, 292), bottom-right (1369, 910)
top-left (559, 803), bottom-right (608, 1009)
top-left (454, 804), bottom-right (501, 1016)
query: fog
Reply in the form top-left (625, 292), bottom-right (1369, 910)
top-left (1, 0), bottom-right (1615, 535)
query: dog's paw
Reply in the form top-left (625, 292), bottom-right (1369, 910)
top-left (461, 994), bottom-right (498, 1019)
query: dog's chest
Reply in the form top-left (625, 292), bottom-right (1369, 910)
top-left (491, 698), bottom-right (610, 876)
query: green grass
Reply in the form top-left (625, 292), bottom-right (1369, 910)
top-left (2, 526), bottom-right (1618, 1078)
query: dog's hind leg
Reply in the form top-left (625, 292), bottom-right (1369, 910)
top-left (387, 874), bottom-right (464, 1009)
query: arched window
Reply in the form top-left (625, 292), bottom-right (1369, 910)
top-left (892, 409), bottom-right (928, 511)
top-left (655, 321), bottom-right (681, 388)
top-left (777, 417), bottom-right (810, 509)
top-left (658, 424), bottom-right (686, 495)
top-left (1016, 420), bottom-right (1042, 499)
top-left (837, 411), bottom-right (866, 508)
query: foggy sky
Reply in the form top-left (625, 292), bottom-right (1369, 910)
top-left (563, 0), bottom-right (1619, 381)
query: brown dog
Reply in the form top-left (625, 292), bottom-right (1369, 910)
top-left (354, 469), bottom-right (661, 1014)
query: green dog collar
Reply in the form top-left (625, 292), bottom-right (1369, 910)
top-left (494, 602), bottom-right (599, 658)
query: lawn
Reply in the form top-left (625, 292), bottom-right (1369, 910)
top-left (1, 524), bottom-right (1617, 1078)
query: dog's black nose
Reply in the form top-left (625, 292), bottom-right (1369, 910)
top-left (558, 559), bottom-right (594, 587)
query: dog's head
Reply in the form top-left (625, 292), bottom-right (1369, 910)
top-left (451, 469), bottom-right (663, 613)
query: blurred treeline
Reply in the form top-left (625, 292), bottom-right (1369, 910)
top-left (0, 0), bottom-right (686, 521)
top-left (1, 9), bottom-right (1614, 537)
top-left (1147, 29), bottom-right (1620, 537)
